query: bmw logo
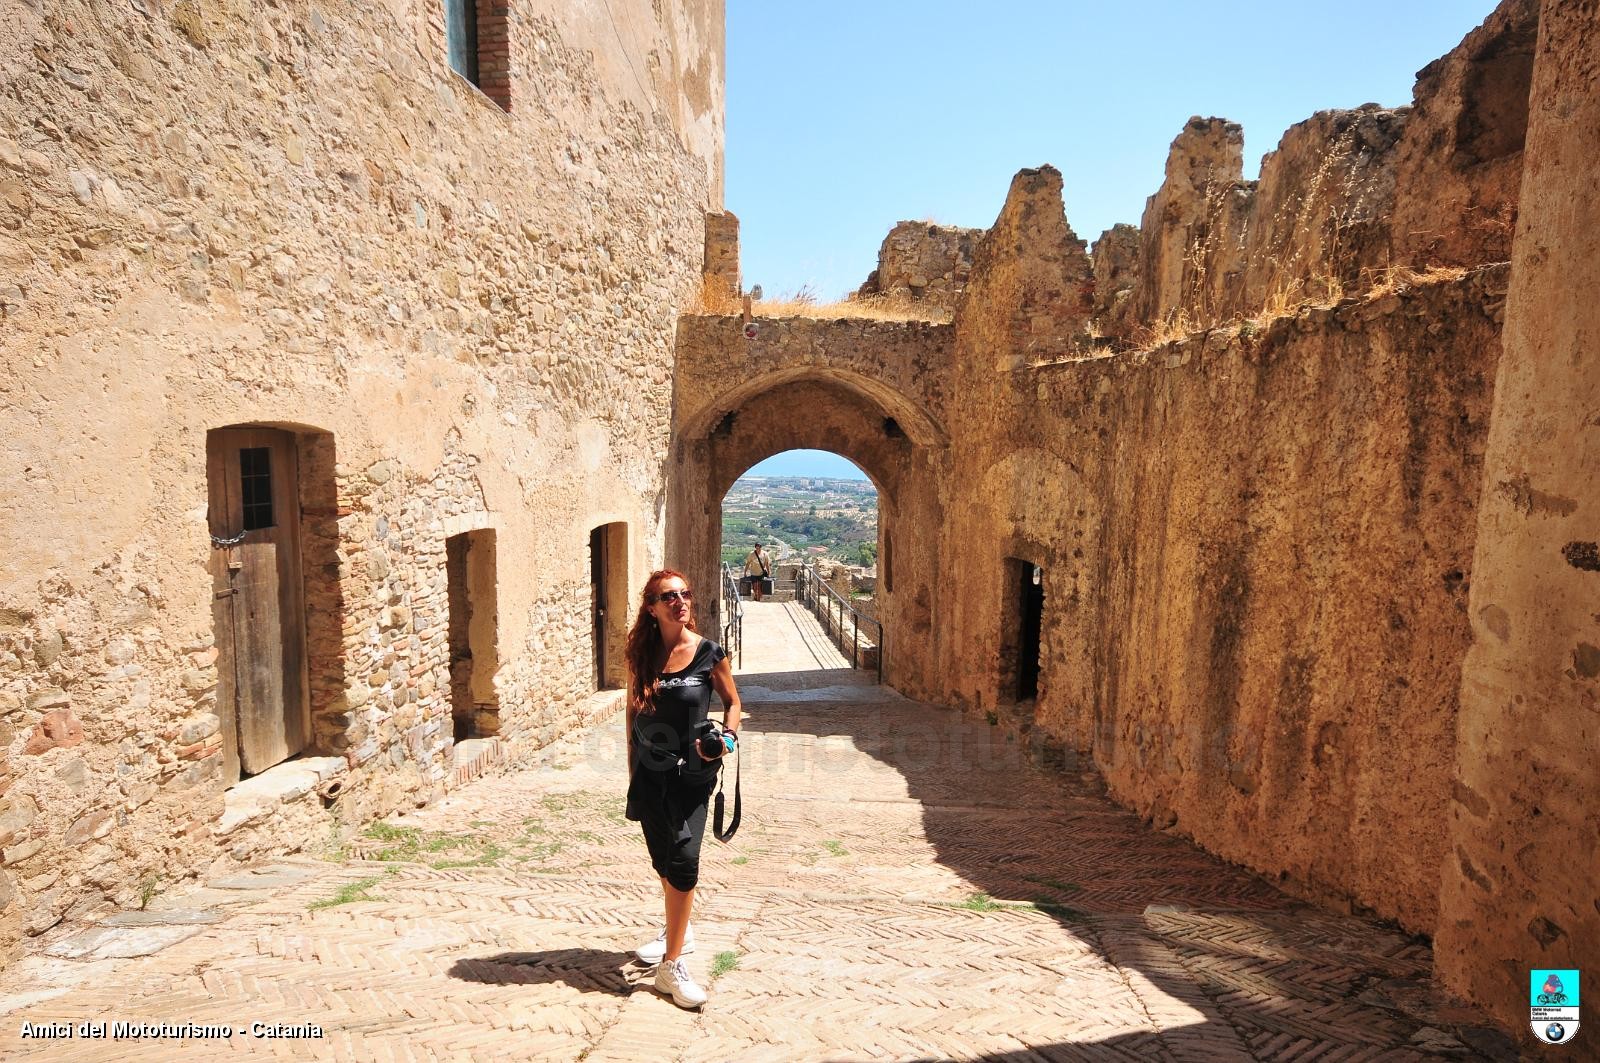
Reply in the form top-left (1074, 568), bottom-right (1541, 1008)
top-left (1546, 1022), bottom-right (1566, 1042)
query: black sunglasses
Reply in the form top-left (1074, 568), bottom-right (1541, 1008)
top-left (651, 589), bottom-right (693, 604)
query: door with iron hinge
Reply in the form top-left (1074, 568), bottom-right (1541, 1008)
top-left (207, 428), bottom-right (309, 783)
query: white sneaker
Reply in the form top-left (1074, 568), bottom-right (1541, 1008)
top-left (634, 924), bottom-right (695, 965)
top-left (655, 957), bottom-right (708, 1008)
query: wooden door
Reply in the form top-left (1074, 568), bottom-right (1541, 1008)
top-left (590, 526), bottom-right (607, 688)
top-left (207, 428), bottom-right (309, 782)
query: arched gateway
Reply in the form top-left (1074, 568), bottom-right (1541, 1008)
top-left (668, 315), bottom-right (952, 699)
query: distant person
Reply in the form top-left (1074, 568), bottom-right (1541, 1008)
top-left (743, 542), bottom-right (771, 601)
top-left (624, 570), bottom-right (742, 1009)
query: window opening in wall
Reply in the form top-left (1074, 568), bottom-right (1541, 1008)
top-left (444, 0), bottom-right (480, 85)
top-left (207, 427), bottom-right (311, 783)
top-left (239, 447), bottom-right (274, 530)
top-left (1018, 563), bottom-right (1044, 702)
top-left (999, 556), bottom-right (1044, 704)
top-left (447, 530), bottom-right (500, 742)
top-left (441, 0), bottom-right (511, 110)
top-left (590, 522), bottom-right (629, 690)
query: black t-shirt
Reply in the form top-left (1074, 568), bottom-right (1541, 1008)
top-left (632, 638), bottom-right (726, 776)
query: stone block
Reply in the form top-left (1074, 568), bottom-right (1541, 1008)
top-left (27, 688), bottom-right (70, 712)
top-left (4, 839), bottom-right (44, 865)
top-left (101, 908), bottom-right (222, 927)
top-left (24, 709), bottom-right (85, 754)
top-left (25, 888), bottom-right (64, 935)
top-left (209, 864), bottom-right (321, 890)
top-left (0, 795), bottom-right (39, 847)
top-left (54, 757), bottom-right (91, 792)
top-left (44, 924), bottom-right (200, 959)
top-left (64, 809), bottom-right (115, 846)
top-left (178, 714), bottom-right (220, 745)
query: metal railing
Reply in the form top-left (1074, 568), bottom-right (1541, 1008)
top-left (795, 559), bottom-right (883, 683)
top-left (719, 562), bottom-right (743, 670)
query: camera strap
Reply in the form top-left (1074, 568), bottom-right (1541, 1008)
top-left (712, 744), bottom-right (740, 842)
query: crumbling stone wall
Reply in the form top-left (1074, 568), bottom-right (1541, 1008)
top-left (665, 0), bottom-right (1563, 1040)
top-left (1241, 105), bottom-right (1408, 309)
top-left (1390, 0), bottom-right (1536, 268)
top-left (855, 221), bottom-right (980, 312)
top-left (0, 0), bottom-right (722, 957)
top-left (928, 163), bottom-right (1504, 931)
top-left (1436, 0), bottom-right (1598, 1037)
top-left (1131, 116), bottom-right (1255, 331)
top-left (676, 161), bottom-right (1506, 937)
top-left (703, 210), bottom-right (741, 301)
top-left (958, 166), bottom-right (1094, 368)
top-left (1089, 223), bottom-right (1140, 344)
top-left (1102, 1), bottom-right (1533, 343)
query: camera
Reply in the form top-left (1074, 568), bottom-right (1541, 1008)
top-left (694, 721), bottom-right (731, 760)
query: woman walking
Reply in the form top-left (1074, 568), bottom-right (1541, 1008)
top-left (624, 569), bottom-right (742, 1008)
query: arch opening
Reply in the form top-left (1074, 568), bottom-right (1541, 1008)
top-left (669, 369), bottom-right (945, 702)
top-left (721, 449), bottom-right (883, 672)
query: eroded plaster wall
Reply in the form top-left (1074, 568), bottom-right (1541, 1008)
top-left (1436, 0), bottom-right (1598, 1033)
top-left (0, 0), bottom-right (722, 955)
top-left (665, 0), bottom-right (1566, 1042)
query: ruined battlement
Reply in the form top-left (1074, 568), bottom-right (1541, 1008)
top-left (849, 0), bottom-right (1532, 347)
top-left (1092, 0), bottom-right (1533, 342)
top-left (854, 221), bottom-right (981, 312)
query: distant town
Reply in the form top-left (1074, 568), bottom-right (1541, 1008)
top-left (721, 476), bottom-right (879, 569)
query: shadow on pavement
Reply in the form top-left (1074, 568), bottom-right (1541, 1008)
top-left (732, 666), bottom-right (1520, 1062)
top-left (448, 948), bottom-right (649, 996)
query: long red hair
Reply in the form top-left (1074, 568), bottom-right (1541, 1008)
top-left (625, 569), bottom-right (698, 715)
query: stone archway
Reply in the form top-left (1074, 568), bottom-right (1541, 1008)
top-left (668, 321), bottom-right (952, 698)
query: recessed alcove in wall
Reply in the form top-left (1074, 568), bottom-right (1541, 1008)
top-left (999, 556), bottom-right (1045, 705)
top-left (446, 528), bottom-right (499, 741)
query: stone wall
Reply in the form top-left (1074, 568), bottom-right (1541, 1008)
top-left (1389, 0), bottom-right (1536, 268)
top-left (920, 163), bottom-right (1506, 933)
top-left (1241, 105), bottom-right (1407, 310)
top-left (663, 0), bottom-right (1568, 1042)
top-left (855, 221), bottom-right (980, 312)
top-left (0, 0), bottom-right (722, 957)
top-left (1105, 1), bottom-right (1534, 342)
top-left (1436, 0), bottom-right (1598, 1036)
top-left (675, 163), bottom-right (1507, 937)
top-left (1130, 116), bottom-right (1255, 332)
top-left (703, 210), bottom-right (741, 302)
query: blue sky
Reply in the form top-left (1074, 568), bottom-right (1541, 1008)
top-left (726, 1), bottom-right (1501, 305)
top-left (743, 450), bottom-right (870, 479)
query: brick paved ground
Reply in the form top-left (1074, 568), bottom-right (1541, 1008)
top-left (0, 602), bottom-right (1513, 1061)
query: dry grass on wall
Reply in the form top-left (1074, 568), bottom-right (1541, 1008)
top-left (688, 276), bottom-right (952, 324)
top-left (1131, 264), bottom-right (1469, 352)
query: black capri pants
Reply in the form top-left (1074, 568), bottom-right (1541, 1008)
top-left (626, 767), bottom-right (717, 891)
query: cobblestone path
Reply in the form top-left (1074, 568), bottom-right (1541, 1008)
top-left (0, 602), bottom-right (1509, 1061)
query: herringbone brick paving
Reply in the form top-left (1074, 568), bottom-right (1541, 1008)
top-left (0, 602), bottom-right (1511, 1060)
